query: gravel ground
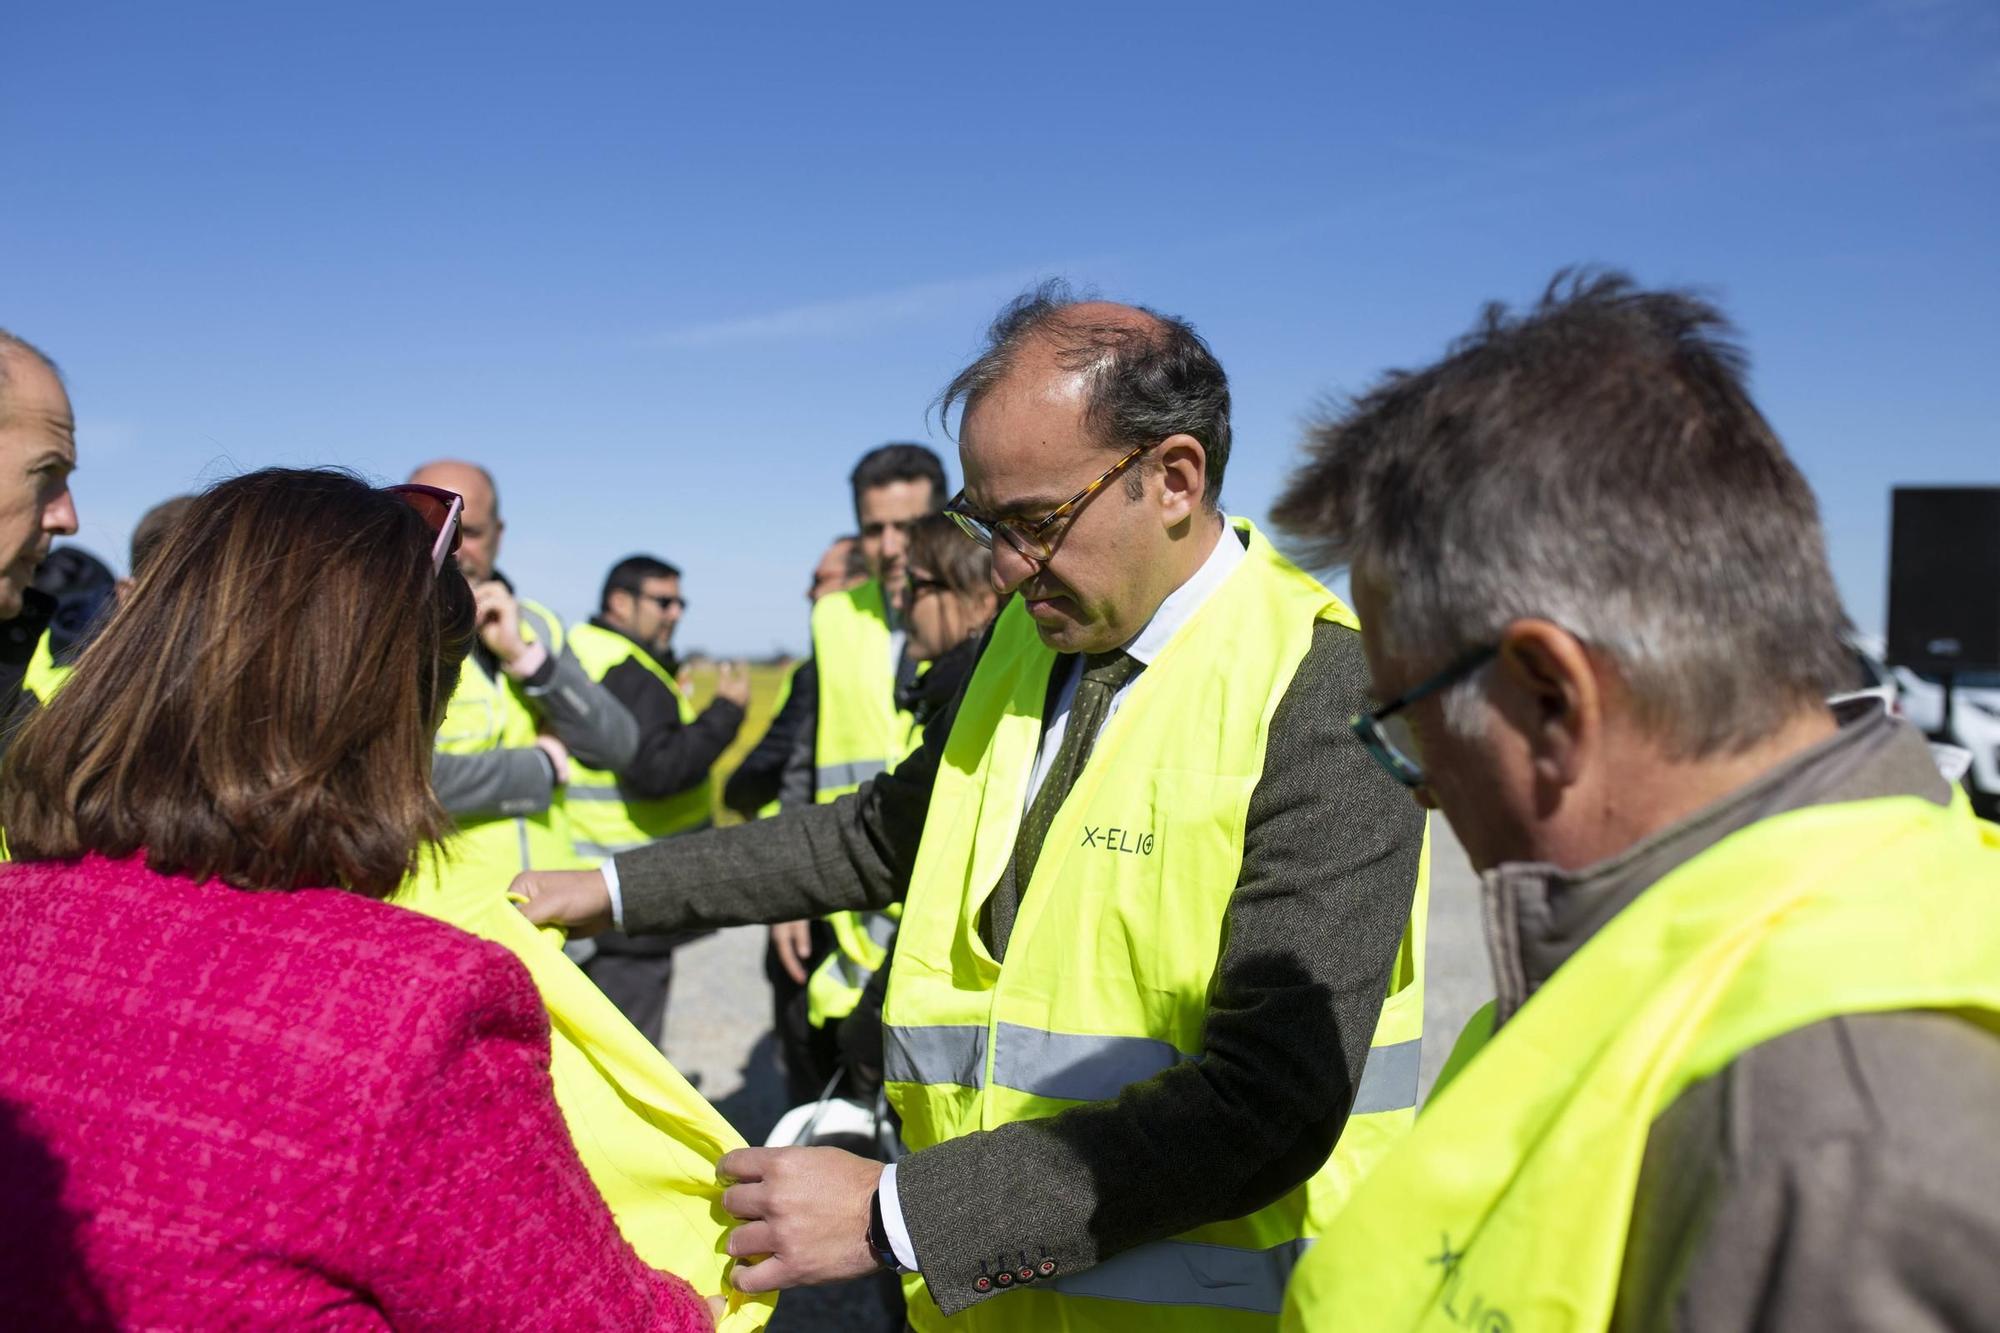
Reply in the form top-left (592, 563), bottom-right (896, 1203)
top-left (660, 817), bottom-right (1492, 1331)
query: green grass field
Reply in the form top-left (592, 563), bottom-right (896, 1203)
top-left (681, 660), bottom-right (795, 826)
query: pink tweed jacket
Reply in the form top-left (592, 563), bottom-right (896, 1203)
top-left (0, 854), bottom-right (712, 1331)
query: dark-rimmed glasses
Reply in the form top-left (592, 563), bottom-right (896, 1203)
top-left (898, 572), bottom-right (950, 613)
top-left (1352, 643), bottom-right (1497, 788)
top-left (384, 483), bottom-right (463, 575)
top-left (639, 592), bottom-right (687, 613)
top-left (943, 439), bottom-right (1158, 564)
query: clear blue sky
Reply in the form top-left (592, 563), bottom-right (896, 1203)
top-left (5, 0), bottom-right (1994, 655)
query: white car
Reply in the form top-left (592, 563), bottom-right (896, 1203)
top-left (1895, 667), bottom-right (2000, 819)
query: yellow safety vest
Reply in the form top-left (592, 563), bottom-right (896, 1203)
top-left (23, 629), bottom-right (72, 706)
top-left (813, 579), bottom-right (915, 800)
top-left (884, 520), bottom-right (1427, 1331)
top-left (1282, 793), bottom-right (2000, 1332)
top-left (808, 580), bottom-right (920, 1025)
top-left (564, 622), bottom-right (713, 858)
top-left (405, 599), bottom-right (584, 892)
top-left (394, 603), bottom-right (774, 1331)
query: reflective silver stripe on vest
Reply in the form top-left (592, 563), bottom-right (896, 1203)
top-left (830, 952), bottom-right (869, 989)
top-left (817, 759), bottom-right (887, 790)
top-left (864, 911), bottom-right (898, 948)
top-left (883, 1024), bottom-right (988, 1088)
top-left (518, 604), bottom-right (558, 652)
top-left (563, 783), bottom-right (628, 802)
top-left (990, 1023), bottom-right (1187, 1102)
top-left (572, 823), bottom-right (713, 861)
top-left (889, 1021), bottom-right (1420, 1112)
top-left (1051, 1237), bottom-right (1311, 1314)
top-left (1349, 1036), bottom-right (1422, 1115)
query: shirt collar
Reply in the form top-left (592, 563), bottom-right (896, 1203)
top-left (1121, 516), bottom-right (1245, 667)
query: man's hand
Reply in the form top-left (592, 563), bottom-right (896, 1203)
top-left (511, 868), bottom-right (613, 937)
top-left (713, 660), bottom-right (752, 709)
top-left (770, 919), bottom-right (813, 985)
top-left (720, 1146), bottom-right (883, 1292)
top-left (533, 733), bottom-right (571, 785)
top-left (473, 579), bottom-right (529, 664)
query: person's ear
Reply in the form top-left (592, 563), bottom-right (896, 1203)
top-left (1491, 619), bottom-right (1600, 791)
top-left (605, 589), bottom-right (634, 626)
top-left (1155, 434), bottom-right (1207, 530)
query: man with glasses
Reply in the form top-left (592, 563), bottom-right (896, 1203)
top-left (1270, 272), bottom-right (2000, 1330)
top-left (564, 554), bottom-right (750, 1046)
top-left (516, 285), bottom-right (1427, 1328)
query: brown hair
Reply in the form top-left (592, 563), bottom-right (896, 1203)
top-left (0, 467), bottom-right (476, 897)
top-left (905, 511), bottom-right (991, 602)
top-left (127, 494), bottom-right (196, 582)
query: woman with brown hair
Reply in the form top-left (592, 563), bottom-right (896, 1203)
top-left (0, 468), bottom-right (718, 1330)
top-left (894, 511), bottom-right (997, 723)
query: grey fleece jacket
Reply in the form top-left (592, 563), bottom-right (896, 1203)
top-left (1479, 700), bottom-right (2000, 1331)
top-left (430, 598), bottom-right (638, 819)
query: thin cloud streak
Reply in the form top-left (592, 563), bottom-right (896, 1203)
top-left (648, 264), bottom-right (1075, 350)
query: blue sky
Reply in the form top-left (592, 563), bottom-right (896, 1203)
top-left (5, 0), bottom-right (1994, 655)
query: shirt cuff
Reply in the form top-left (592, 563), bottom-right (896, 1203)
top-left (878, 1162), bottom-right (921, 1273)
top-left (599, 858), bottom-right (625, 932)
top-left (503, 642), bottom-right (550, 683)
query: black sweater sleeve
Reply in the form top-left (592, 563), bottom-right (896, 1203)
top-left (723, 658), bottom-right (816, 818)
top-left (598, 657), bottom-right (745, 801)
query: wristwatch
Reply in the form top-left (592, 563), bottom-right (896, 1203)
top-left (867, 1188), bottom-right (902, 1272)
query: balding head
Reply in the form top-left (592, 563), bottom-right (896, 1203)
top-left (409, 459), bottom-right (501, 581)
top-left (936, 281), bottom-right (1232, 509)
top-left (0, 330), bottom-right (62, 426)
top-left (0, 332), bottom-right (78, 619)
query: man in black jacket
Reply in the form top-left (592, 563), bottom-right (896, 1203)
top-left (0, 330), bottom-right (80, 755)
top-left (567, 554), bottom-right (749, 1045)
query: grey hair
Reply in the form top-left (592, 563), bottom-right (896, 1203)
top-left (1273, 269), bottom-right (1852, 758)
top-left (934, 280), bottom-right (1233, 509)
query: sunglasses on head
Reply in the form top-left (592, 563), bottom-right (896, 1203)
top-left (383, 484), bottom-right (464, 575)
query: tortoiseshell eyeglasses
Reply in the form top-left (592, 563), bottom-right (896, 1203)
top-left (943, 439), bottom-right (1158, 564)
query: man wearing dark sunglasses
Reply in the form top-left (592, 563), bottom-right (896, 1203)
top-left (1271, 272), bottom-right (2000, 1330)
top-left (516, 285), bottom-right (1427, 1328)
top-left (563, 553), bottom-right (750, 1046)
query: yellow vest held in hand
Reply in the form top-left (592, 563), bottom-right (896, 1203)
top-left (885, 520), bottom-right (1428, 1332)
top-left (565, 622), bottom-right (713, 858)
top-left (1282, 794), bottom-right (2000, 1333)
top-left (808, 580), bottom-right (921, 1025)
top-left (394, 861), bottom-right (774, 1331)
top-left (395, 605), bottom-right (772, 1330)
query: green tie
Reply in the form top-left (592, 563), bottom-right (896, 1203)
top-left (983, 649), bottom-right (1143, 959)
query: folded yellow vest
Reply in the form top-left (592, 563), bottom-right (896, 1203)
top-left (396, 865), bottom-right (775, 1331)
